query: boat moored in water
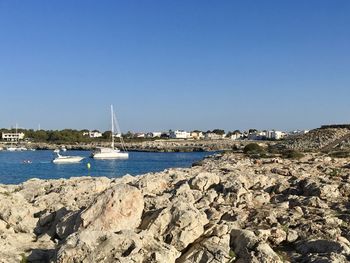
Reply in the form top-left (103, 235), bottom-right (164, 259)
top-left (91, 105), bottom-right (129, 160)
top-left (7, 146), bottom-right (27, 151)
top-left (92, 147), bottom-right (129, 159)
top-left (52, 152), bottom-right (84, 164)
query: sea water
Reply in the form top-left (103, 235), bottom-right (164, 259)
top-left (0, 150), bottom-right (214, 184)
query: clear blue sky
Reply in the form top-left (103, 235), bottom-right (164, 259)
top-left (0, 1), bottom-right (349, 132)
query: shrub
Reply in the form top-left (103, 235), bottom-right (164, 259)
top-left (267, 144), bottom-right (280, 154)
top-left (328, 168), bottom-right (341, 177)
top-left (281, 149), bottom-right (304, 159)
top-left (329, 151), bottom-right (350, 158)
top-left (243, 143), bottom-right (265, 154)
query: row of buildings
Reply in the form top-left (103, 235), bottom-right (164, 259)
top-left (1, 129), bottom-right (309, 141)
top-left (165, 130), bottom-right (288, 140)
top-left (131, 129), bottom-right (308, 141)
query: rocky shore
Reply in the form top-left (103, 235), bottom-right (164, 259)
top-left (1, 139), bottom-right (251, 152)
top-left (32, 139), bottom-right (247, 152)
top-left (118, 140), bottom-right (247, 152)
top-left (282, 128), bottom-right (350, 152)
top-left (1, 152), bottom-right (350, 262)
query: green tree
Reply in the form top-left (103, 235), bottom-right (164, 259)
top-left (212, 129), bottom-right (225, 135)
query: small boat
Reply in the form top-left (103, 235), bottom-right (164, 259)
top-left (52, 152), bottom-right (84, 164)
top-left (6, 146), bottom-right (27, 151)
top-left (7, 147), bottom-right (18, 152)
top-left (92, 105), bottom-right (129, 159)
top-left (17, 146), bottom-right (28, 151)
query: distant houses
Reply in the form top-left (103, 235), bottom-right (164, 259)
top-left (1, 132), bottom-right (25, 141)
top-left (190, 131), bottom-right (204, 140)
top-left (84, 128), bottom-right (309, 141)
top-left (135, 133), bottom-right (145, 138)
top-left (0, 127), bottom-right (311, 144)
top-left (83, 130), bottom-right (102, 138)
top-left (228, 131), bottom-right (243, 140)
top-left (77, 127), bottom-right (292, 141)
top-left (290, 130), bottom-right (309, 135)
top-left (145, 132), bottom-right (162, 138)
top-left (204, 132), bottom-right (224, 140)
top-left (169, 130), bottom-right (191, 139)
top-left (247, 130), bottom-right (286, 140)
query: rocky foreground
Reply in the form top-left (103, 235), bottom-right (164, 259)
top-left (1, 153), bottom-right (350, 262)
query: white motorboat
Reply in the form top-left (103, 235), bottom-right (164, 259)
top-left (92, 105), bottom-right (129, 159)
top-left (52, 152), bottom-right (84, 164)
top-left (7, 146), bottom-right (27, 151)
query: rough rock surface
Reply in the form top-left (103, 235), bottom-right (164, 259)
top-left (282, 128), bottom-right (350, 151)
top-left (1, 152), bottom-right (350, 262)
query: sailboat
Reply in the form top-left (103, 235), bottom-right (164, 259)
top-left (92, 105), bottom-right (129, 159)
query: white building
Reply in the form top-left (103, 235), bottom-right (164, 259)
top-left (229, 132), bottom-right (243, 140)
top-left (266, 130), bottom-right (286, 140)
top-left (204, 133), bottom-right (224, 140)
top-left (272, 131), bottom-right (285, 140)
top-left (146, 132), bottom-right (162, 138)
top-left (152, 132), bottom-right (162, 138)
top-left (291, 130), bottom-right (309, 135)
top-left (83, 131), bottom-right (102, 138)
top-left (190, 131), bottom-right (204, 140)
top-left (2, 132), bottom-right (25, 141)
top-left (169, 130), bottom-right (191, 139)
top-left (248, 131), bottom-right (266, 140)
top-left (136, 133), bottom-right (146, 138)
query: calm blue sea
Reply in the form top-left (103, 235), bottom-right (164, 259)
top-left (0, 150), bottom-right (213, 185)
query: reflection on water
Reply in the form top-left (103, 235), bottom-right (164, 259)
top-left (0, 150), bottom-right (214, 184)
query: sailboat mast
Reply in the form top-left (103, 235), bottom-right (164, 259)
top-left (111, 105), bottom-right (115, 149)
top-left (15, 123), bottom-right (18, 144)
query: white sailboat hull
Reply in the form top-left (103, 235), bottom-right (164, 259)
top-left (92, 148), bottom-right (129, 159)
top-left (92, 105), bottom-right (129, 160)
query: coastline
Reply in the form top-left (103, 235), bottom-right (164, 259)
top-left (0, 139), bottom-right (271, 152)
top-left (1, 152), bottom-right (349, 262)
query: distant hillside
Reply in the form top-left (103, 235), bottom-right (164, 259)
top-left (282, 127), bottom-right (350, 151)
